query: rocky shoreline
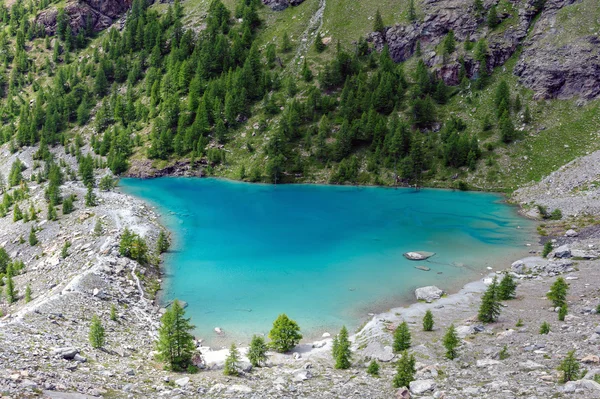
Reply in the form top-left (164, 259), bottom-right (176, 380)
top-left (1, 144), bottom-right (600, 398)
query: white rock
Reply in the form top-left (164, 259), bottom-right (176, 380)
top-left (519, 360), bottom-right (546, 371)
top-left (565, 229), bottom-right (578, 237)
top-left (476, 359), bottom-right (501, 367)
top-left (415, 286), bottom-right (444, 303)
top-left (175, 377), bottom-right (189, 387)
top-left (322, 332), bottom-right (331, 338)
top-left (228, 384), bottom-right (252, 393)
top-left (409, 379), bottom-right (436, 394)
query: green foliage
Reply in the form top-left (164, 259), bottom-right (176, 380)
top-left (9, 159), bottom-right (25, 187)
top-left (224, 343), bottom-right (241, 376)
top-left (281, 31), bottom-right (292, 52)
top-left (478, 277), bottom-right (501, 323)
top-left (542, 241), bottom-right (553, 258)
top-left (110, 304), bottom-right (118, 322)
top-left (393, 350), bottom-right (416, 388)
top-left (547, 277), bottom-right (569, 308)
top-left (0, 248), bottom-right (10, 274)
top-left (94, 220), bottom-right (103, 236)
top-left (558, 304), bottom-right (567, 321)
top-left (248, 335), bottom-right (268, 367)
top-left (157, 230), bottom-right (170, 254)
top-left (539, 321), bottom-right (551, 334)
top-left (28, 226), bottom-right (38, 246)
top-left (85, 185), bottom-right (97, 207)
top-left (367, 360), bottom-right (380, 376)
top-left (558, 350), bottom-right (580, 383)
top-left (499, 345), bottom-right (509, 360)
top-left (89, 315), bottom-right (106, 349)
top-left (487, 5), bottom-right (499, 28)
top-left (25, 285), bottom-right (31, 303)
top-left (268, 314), bottom-right (302, 353)
top-left (497, 273), bottom-right (517, 300)
top-left (119, 228), bottom-right (148, 263)
top-left (443, 324), bottom-right (460, 360)
top-left (13, 204), bottom-right (23, 222)
top-left (314, 31), bottom-right (326, 53)
top-left (156, 300), bottom-right (196, 371)
top-left (5, 273), bottom-right (16, 304)
top-left (99, 175), bottom-right (116, 191)
top-left (423, 310), bottom-right (434, 331)
top-left (393, 321), bottom-right (411, 352)
top-left (408, 0), bottom-right (416, 22)
top-left (373, 10), bottom-right (384, 33)
top-left (62, 195), bottom-right (74, 215)
top-left (332, 325), bottom-right (352, 369)
top-left (516, 318), bottom-right (524, 327)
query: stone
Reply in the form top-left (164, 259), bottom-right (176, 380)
top-left (415, 286), bottom-right (444, 303)
top-left (553, 245), bottom-right (571, 258)
top-left (262, 0), bottom-right (305, 11)
top-left (519, 360), bottom-right (546, 371)
top-left (476, 359), bottom-right (501, 367)
top-left (455, 325), bottom-right (475, 338)
top-left (565, 229), bottom-right (578, 237)
top-left (511, 260), bottom-right (527, 274)
top-left (404, 251), bottom-right (435, 261)
top-left (52, 347), bottom-right (79, 360)
top-left (415, 266), bottom-right (431, 271)
top-left (409, 379), bottom-right (436, 395)
top-left (228, 384), bottom-right (252, 393)
top-left (73, 354), bottom-right (87, 363)
top-left (582, 355), bottom-right (600, 364)
top-left (175, 377), bottom-right (189, 387)
top-left (363, 341), bottom-right (395, 362)
top-left (239, 361), bottom-right (253, 373)
top-left (292, 369), bottom-right (312, 382)
top-left (396, 387), bottom-right (411, 398)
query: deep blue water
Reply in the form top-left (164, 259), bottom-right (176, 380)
top-left (120, 178), bottom-right (534, 346)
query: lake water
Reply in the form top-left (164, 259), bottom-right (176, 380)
top-left (120, 178), bottom-right (534, 347)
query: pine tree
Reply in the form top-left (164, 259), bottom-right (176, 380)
top-left (443, 324), bottom-right (459, 360)
top-left (393, 321), bottom-right (411, 352)
top-left (281, 31), bottom-right (292, 53)
top-left (558, 350), bottom-right (580, 383)
top-left (224, 343), bottom-right (240, 376)
top-left (28, 226), bottom-right (38, 246)
top-left (393, 350), bottom-right (416, 388)
top-left (497, 273), bottom-right (517, 300)
top-left (478, 277), bottom-right (501, 323)
top-left (62, 196), bottom-right (74, 215)
top-left (94, 66), bottom-right (108, 97)
top-left (85, 184), bottom-right (97, 207)
top-left (487, 5), bottom-right (498, 29)
top-left (156, 300), bottom-right (196, 371)
top-left (157, 230), bottom-right (170, 253)
top-left (523, 105), bottom-right (532, 124)
top-left (301, 59), bottom-right (313, 82)
top-left (332, 326), bottom-right (352, 369)
top-left (314, 31), bottom-right (326, 53)
top-left (373, 9), bottom-right (384, 33)
top-left (5, 272), bottom-right (16, 304)
top-left (408, 0), bottom-right (416, 22)
top-left (547, 277), bottom-right (568, 308)
top-left (248, 335), bottom-right (268, 367)
top-left (423, 310), bottom-right (434, 331)
top-left (13, 203), bottom-right (23, 222)
top-left (268, 314), bottom-right (302, 352)
top-left (89, 315), bottom-right (105, 349)
top-left (25, 285), bottom-right (31, 303)
top-left (367, 360), bottom-right (380, 376)
top-left (110, 304), bottom-right (118, 321)
top-left (558, 304), bottom-right (568, 321)
top-left (539, 321), bottom-right (551, 334)
top-left (499, 113), bottom-right (516, 143)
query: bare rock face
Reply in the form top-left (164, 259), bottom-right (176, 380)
top-left (369, 0), bottom-right (600, 99)
top-left (36, 0), bottom-right (133, 35)
top-left (262, 0), bottom-right (305, 11)
top-left (515, 0), bottom-right (600, 99)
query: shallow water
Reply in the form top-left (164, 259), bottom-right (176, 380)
top-left (120, 178), bottom-right (535, 346)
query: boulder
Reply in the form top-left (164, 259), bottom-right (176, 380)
top-left (565, 229), bottom-right (578, 237)
top-left (404, 251), bottom-right (435, 261)
top-left (409, 379), bottom-right (436, 395)
top-left (262, 0), bottom-right (304, 11)
top-left (175, 377), bottom-right (190, 387)
top-left (52, 347), bottom-right (79, 360)
top-left (511, 260), bottom-right (527, 274)
top-left (519, 360), bottom-right (546, 371)
top-left (415, 286), bottom-right (444, 303)
top-left (553, 245), bottom-right (572, 258)
top-left (292, 369), bottom-right (312, 382)
top-left (396, 387), bottom-right (411, 398)
top-left (362, 341), bottom-right (395, 362)
top-left (228, 384), bottom-right (252, 393)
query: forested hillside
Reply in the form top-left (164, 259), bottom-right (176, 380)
top-left (0, 0), bottom-right (599, 194)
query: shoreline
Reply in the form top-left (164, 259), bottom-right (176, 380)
top-left (118, 176), bottom-right (537, 350)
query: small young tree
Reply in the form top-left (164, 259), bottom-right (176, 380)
top-left (487, 5), bottom-right (498, 28)
top-left (224, 343), bottom-right (240, 376)
top-left (558, 305), bottom-right (568, 321)
top-left (281, 31), bottom-right (292, 53)
top-left (392, 350), bottom-right (416, 388)
top-left (497, 273), bottom-right (517, 300)
top-left (61, 241), bottom-right (71, 258)
top-left (547, 277), bottom-right (569, 308)
top-left (13, 204), bottom-right (23, 222)
top-left (367, 360), bottom-right (380, 377)
top-left (247, 335), bottom-right (268, 367)
top-left (89, 315), bottom-right (105, 349)
top-left (558, 350), bottom-right (580, 383)
top-left (25, 285), bottom-right (31, 303)
top-left (443, 324), bottom-right (460, 360)
top-left (393, 321), bottom-right (411, 352)
top-left (110, 304), bottom-right (118, 321)
top-left (478, 277), bottom-right (501, 323)
top-left (156, 300), bottom-right (196, 371)
top-left (85, 184), bottom-right (97, 207)
top-left (5, 273), bottom-right (16, 304)
top-left (268, 314), bottom-right (302, 353)
top-left (373, 9), bottom-right (384, 33)
top-left (539, 321), bottom-right (551, 334)
top-left (408, 0), bottom-right (416, 22)
top-left (62, 196), bottom-right (74, 215)
top-left (157, 230), bottom-right (170, 253)
top-left (542, 241), bottom-right (553, 257)
top-left (28, 226), bottom-right (38, 246)
top-left (423, 310), bottom-right (434, 331)
top-left (314, 31), bottom-right (326, 53)
top-left (94, 219), bottom-right (103, 236)
top-left (332, 325), bottom-right (352, 369)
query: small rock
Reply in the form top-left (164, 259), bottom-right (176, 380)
top-left (175, 377), bottom-right (189, 387)
top-left (565, 229), bottom-right (578, 237)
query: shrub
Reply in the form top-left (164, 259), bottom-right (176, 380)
top-left (367, 360), bottom-right (380, 377)
top-left (558, 350), bottom-right (580, 383)
top-left (499, 345), bottom-right (509, 360)
top-left (89, 315), bottom-right (105, 348)
top-left (539, 321), bottom-right (551, 334)
top-left (542, 241), bottom-right (553, 258)
top-left (268, 314), bottom-right (302, 353)
top-left (423, 310), bottom-right (434, 331)
top-left (516, 318), bottom-right (524, 327)
top-left (558, 305), bottom-right (568, 321)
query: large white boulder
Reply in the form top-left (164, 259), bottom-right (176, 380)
top-left (415, 286), bottom-right (444, 303)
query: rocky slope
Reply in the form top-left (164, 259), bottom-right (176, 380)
top-left (369, 0), bottom-right (600, 99)
top-left (36, 0), bottom-right (133, 34)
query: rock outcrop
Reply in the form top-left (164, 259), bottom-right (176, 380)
top-left (36, 0), bottom-right (133, 35)
top-left (262, 0), bottom-right (305, 11)
top-left (369, 0), bottom-right (600, 99)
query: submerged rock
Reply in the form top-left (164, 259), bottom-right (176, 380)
top-left (415, 266), bottom-right (431, 271)
top-left (415, 286), bottom-right (444, 303)
top-left (404, 251), bottom-right (435, 261)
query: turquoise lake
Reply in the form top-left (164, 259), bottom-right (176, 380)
top-left (120, 178), bottom-right (535, 346)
